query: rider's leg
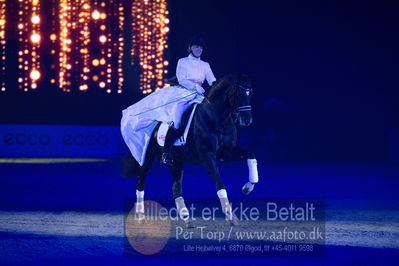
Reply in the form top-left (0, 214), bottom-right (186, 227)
top-left (161, 102), bottom-right (190, 165)
top-left (161, 122), bottom-right (180, 165)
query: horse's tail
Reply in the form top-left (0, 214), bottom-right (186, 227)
top-left (121, 152), bottom-right (140, 178)
top-left (121, 122), bottom-right (162, 178)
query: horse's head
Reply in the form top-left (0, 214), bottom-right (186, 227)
top-left (227, 74), bottom-right (253, 127)
top-left (207, 73), bottom-right (253, 126)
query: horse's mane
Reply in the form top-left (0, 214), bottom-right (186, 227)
top-left (207, 73), bottom-right (251, 102)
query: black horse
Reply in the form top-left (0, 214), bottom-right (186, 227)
top-left (126, 73), bottom-right (259, 225)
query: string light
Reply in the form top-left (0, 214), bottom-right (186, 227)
top-left (77, 0), bottom-right (91, 91)
top-left (30, 0), bottom-right (41, 90)
top-left (7, 0), bottom-right (169, 93)
top-left (48, 0), bottom-right (58, 89)
top-left (17, 0), bottom-right (41, 91)
top-left (91, 0), bottom-right (112, 92)
top-left (59, 0), bottom-right (91, 92)
top-left (132, 0), bottom-right (169, 94)
top-left (117, 0), bottom-right (124, 93)
top-left (59, 0), bottom-right (70, 91)
top-left (0, 0), bottom-right (5, 91)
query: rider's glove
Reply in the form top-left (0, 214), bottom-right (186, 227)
top-left (195, 84), bottom-right (205, 95)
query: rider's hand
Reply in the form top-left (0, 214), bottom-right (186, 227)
top-left (195, 85), bottom-right (205, 94)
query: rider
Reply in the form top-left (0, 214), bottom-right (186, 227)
top-left (161, 36), bottom-right (217, 165)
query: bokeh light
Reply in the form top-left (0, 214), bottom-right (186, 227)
top-left (99, 35), bottom-right (106, 43)
top-left (4, 0), bottom-right (169, 93)
top-left (92, 10), bottom-right (100, 20)
top-left (30, 33), bottom-right (41, 43)
top-left (30, 69), bottom-right (40, 80)
top-left (17, 0), bottom-right (42, 92)
top-left (31, 15), bottom-right (40, 24)
top-left (0, 0), bottom-right (5, 90)
top-left (132, 0), bottom-right (169, 93)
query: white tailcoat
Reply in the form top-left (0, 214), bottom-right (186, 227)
top-left (121, 55), bottom-right (216, 166)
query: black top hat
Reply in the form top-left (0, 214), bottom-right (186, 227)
top-left (188, 36), bottom-right (206, 48)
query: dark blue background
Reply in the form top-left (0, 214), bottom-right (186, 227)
top-left (1, 0), bottom-right (398, 161)
top-left (1, 1), bottom-right (399, 264)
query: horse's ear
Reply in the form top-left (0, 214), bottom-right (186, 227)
top-left (237, 72), bottom-right (248, 80)
top-left (235, 72), bottom-right (245, 81)
top-left (237, 73), bottom-right (251, 86)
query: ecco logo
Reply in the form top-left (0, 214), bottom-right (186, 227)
top-left (3, 133), bottom-right (51, 145)
top-left (62, 134), bottom-right (108, 146)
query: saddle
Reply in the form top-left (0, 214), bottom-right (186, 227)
top-left (157, 104), bottom-right (198, 147)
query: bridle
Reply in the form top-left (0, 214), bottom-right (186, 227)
top-left (231, 83), bottom-right (252, 122)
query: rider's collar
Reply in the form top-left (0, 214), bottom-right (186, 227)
top-left (188, 54), bottom-right (201, 60)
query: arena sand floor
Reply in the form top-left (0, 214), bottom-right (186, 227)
top-left (0, 159), bottom-right (398, 265)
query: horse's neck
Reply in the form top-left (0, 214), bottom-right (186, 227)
top-left (198, 98), bottom-right (232, 132)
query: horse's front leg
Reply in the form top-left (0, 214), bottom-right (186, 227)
top-left (169, 161), bottom-right (193, 228)
top-left (203, 152), bottom-right (238, 225)
top-left (218, 146), bottom-right (259, 195)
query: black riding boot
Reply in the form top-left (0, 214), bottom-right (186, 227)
top-left (161, 123), bottom-right (180, 165)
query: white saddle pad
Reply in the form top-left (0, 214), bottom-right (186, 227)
top-left (157, 104), bottom-right (198, 147)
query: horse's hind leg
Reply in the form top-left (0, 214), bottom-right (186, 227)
top-left (135, 146), bottom-right (158, 219)
top-left (169, 161), bottom-right (184, 200)
top-left (135, 166), bottom-right (149, 220)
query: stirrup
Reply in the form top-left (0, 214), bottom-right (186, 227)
top-left (161, 152), bottom-right (174, 165)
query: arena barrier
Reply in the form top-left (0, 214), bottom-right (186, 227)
top-left (0, 124), bottom-right (127, 158)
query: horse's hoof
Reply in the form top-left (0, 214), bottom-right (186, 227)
top-left (226, 214), bottom-right (239, 226)
top-left (242, 182), bottom-right (254, 195)
top-left (135, 213), bottom-right (146, 221)
top-left (242, 186), bottom-right (251, 195)
top-left (228, 217), bottom-right (239, 226)
top-left (185, 220), bottom-right (194, 228)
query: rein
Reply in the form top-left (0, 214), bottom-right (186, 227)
top-left (128, 90), bottom-right (197, 117)
top-left (205, 82), bottom-right (252, 123)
